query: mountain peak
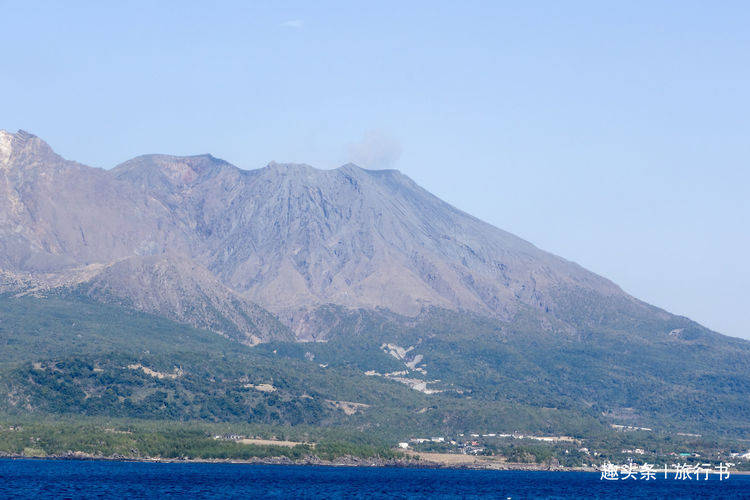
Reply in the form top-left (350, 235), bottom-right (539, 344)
top-left (264, 161), bottom-right (319, 175)
top-left (0, 130), bottom-right (62, 170)
top-left (0, 129), bottom-right (57, 167)
top-left (260, 162), bottom-right (405, 181)
top-left (337, 162), bottom-right (397, 174)
top-left (337, 162), bottom-right (364, 171)
top-left (0, 130), bottom-right (12, 165)
top-left (113, 153), bottom-right (237, 187)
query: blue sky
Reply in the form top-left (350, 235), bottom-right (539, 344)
top-left (1, 1), bottom-right (748, 339)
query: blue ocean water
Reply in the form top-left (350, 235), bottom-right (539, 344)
top-left (0, 459), bottom-right (748, 499)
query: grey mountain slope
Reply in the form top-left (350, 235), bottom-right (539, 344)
top-left (0, 129), bottom-right (727, 343)
top-left (70, 255), bottom-right (293, 344)
top-left (0, 130), bottom-right (289, 343)
top-left (0, 256), bottom-right (291, 344)
top-left (0, 130), bottom-right (191, 272)
top-left (113, 154), bottom-right (636, 335)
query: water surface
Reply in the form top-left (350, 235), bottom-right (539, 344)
top-left (1, 459), bottom-right (748, 498)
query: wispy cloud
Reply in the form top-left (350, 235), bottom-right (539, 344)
top-left (279, 19), bottom-right (304, 28)
top-left (346, 130), bottom-right (402, 170)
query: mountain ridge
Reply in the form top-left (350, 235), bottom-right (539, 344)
top-left (0, 129), bottom-right (729, 342)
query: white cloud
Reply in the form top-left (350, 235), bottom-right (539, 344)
top-left (279, 19), bottom-right (304, 28)
top-left (346, 130), bottom-right (402, 169)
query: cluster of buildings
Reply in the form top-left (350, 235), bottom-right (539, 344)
top-left (610, 424), bottom-right (653, 432)
top-left (729, 451), bottom-right (750, 461)
top-left (397, 430), bottom-right (750, 463)
top-left (400, 436), bottom-right (446, 447)
top-left (458, 432), bottom-right (576, 443)
top-left (621, 448), bottom-right (647, 455)
top-left (214, 433), bottom-right (244, 441)
top-left (398, 437), bottom-right (488, 455)
top-left (398, 432), bottom-right (577, 455)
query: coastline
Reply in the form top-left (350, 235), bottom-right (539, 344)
top-left (3, 453), bottom-right (748, 476)
top-left (0, 452), bottom-right (593, 472)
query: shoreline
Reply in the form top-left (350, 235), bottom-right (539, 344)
top-left (0, 453), bottom-right (593, 472)
top-left (2, 454), bottom-right (747, 475)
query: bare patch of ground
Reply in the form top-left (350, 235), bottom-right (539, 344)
top-left (404, 450), bottom-right (504, 466)
top-left (325, 400), bottom-right (370, 415)
top-left (127, 364), bottom-right (182, 379)
top-left (243, 383), bottom-right (277, 392)
top-left (238, 438), bottom-right (313, 448)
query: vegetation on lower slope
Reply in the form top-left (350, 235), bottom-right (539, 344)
top-left (1, 418), bottom-right (748, 470)
top-left (0, 295), bottom-right (610, 438)
top-left (0, 294), bottom-right (243, 368)
top-left (258, 305), bottom-right (750, 438)
top-left (0, 419), bottom-right (403, 462)
top-left (0, 294), bottom-right (748, 459)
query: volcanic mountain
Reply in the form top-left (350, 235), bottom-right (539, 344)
top-left (3, 129), bottom-right (663, 338)
top-left (1, 129), bottom-right (749, 438)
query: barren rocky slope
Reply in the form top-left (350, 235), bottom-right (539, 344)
top-left (71, 255), bottom-right (292, 344)
top-left (111, 149), bottom-right (631, 329)
top-left (0, 129), bottom-right (722, 341)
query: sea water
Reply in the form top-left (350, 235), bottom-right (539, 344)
top-left (0, 459), bottom-right (748, 498)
